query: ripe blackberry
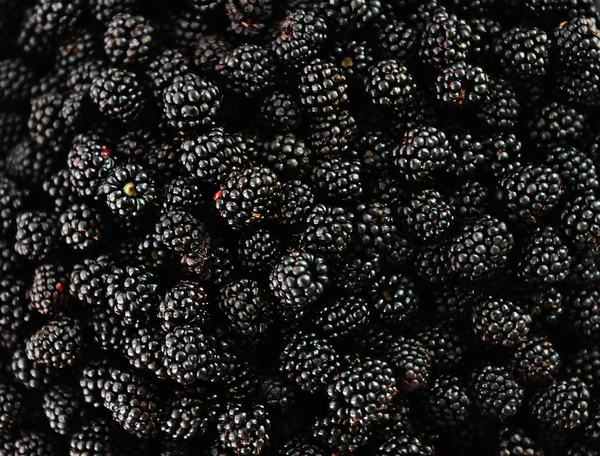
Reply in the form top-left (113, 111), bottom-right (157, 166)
top-left (160, 391), bottom-right (220, 440)
top-left (299, 59), bottom-right (349, 116)
top-left (566, 288), bottom-right (600, 338)
top-left (312, 156), bottom-right (363, 202)
top-left (70, 418), bottom-right (117, 455)
top-left (518, 287), bottom-right (564, 327)
top-left (14, 210), bottom-right (59, 261)
top-left (555, 67), bottom-right (600, 109)
top-left (162, 326), bottom-right (217, 384)
top-left (26, 318), bottom-right (83, 370)
top-left (531, 378), bottom-right (591, 430)
top-left (29, 263), bottom-right (68, 317)
top-left (331, 250), bottom-right (382, 292)
top-left (220, 279), bottom-right (274, 337)
top-left (280, 332), bottom-right (340, 394)
top-left (271, 10), bottom-right (328, 68)
top-left (313, 414), bottom-right (370, 455)
top-left (145, 49), bottom-right (189, 101)
top-left (269, 251), bottom-right (329, 314)
top-left (553, 17), bottom-right (600, 69)
top-left (498, 427), bottom-right (543, 456)
top-left (518, 226), bottom-right (572, 284)
top-left (378, 19), bottom-right (418, 61)
top-left (167, 7), bottom-right (212, 53)
top-left (568, 348), bottom-right (600, 392)
top-left (218, 403), bottom-right (271, 456)
top-left (354, 201), bottom-right (398, 253)
top-left (321, 0), bottom-right (381, 29)
top-left (546, 145), bottom-right (598, 196)
top-left (259, 91), bottom-right (302, 132)
top-left (218, 44), bottom-right (276, 97)
top-left (280, 438), bottom-right (328, 456)
top-left (225, 0), bottom-right (272, 39)
top-left (279, 179), bottom-right (316, 226)
top-left (105, 265), bottom-right (159, 325)
top-left (0, 58), bottom-right (34, 107)
top-left (0, 176), bottom-right (24, 235)
top-left (529, 102), bottom-right (587, 151)
top-left (495, 27), bottom-right (549, 80)
top-left (435, 62), bottom-right (489, 107)
top-left (58, 202), bottom-right (105, 252)
top-left (180, 128), bottom-right (247, 185)
top-left (472, 364), bottom-right (524, 419)
top-left (300, 204), bottom-right (354, 258)
top-left (158, 281), bottom-right (209, 332)
top-left (163, 74), bottom-right (221, 133)
top-left (561, 195), bottom-right (600, 254)
top-left (330, 39), bottom-right (375, 83)
top-left (391, 126), bottom-right (451, 182)
top-left (162, 177), bottom-right (200, 212)
top-left (369, 273), bottom-right (419, 325)
top-left (307, 109), bottom-right (358, 157)
top-left (386, 338), bottom-right (431, 392)
top-left (28, 91), bottom-right (67, 150)
top-left (327, 357), bottom-right (397, 426)
top-left (399, 189), bottom-right (455, 242)
top-left (0, 240), bottom-right (23, 275)
top-left (448, 215), bottom-right (514, 280)
top-left (477, 76), bottom-right (520, 130)
top-left (12, 431), bottom-right (57, 455)
top-left (420, 10), bottom-right (472, 68)
top-left (424, 374), bottom-right (472, 427)
top-left (11, 347), bottom-right (56, 390)
top-left (511, 336), bottom-right (561, 384)
top-left (89, 68), bottom-right (144, 122)
top-left (43, 384), bottom-right (82, 435)
top-left (100, 164), bottom-right (156, 219)
top-left (313, 294), bottom-right (370, 340)
top-left (5, 139), bottom-right (58, 186)
top-left (126, 327), bottom-right (167, 380)
top-left (450, 180), bottom-right (489, 218)
top-left (69, 254), bottom-right (110, 307)
top-left (366, 59), bottom-right (416, 109)
top-left (42, 168), bottom-right (78, 212)
top-left (237, 228), bottom-right (282, 274)
top-left (0, 111), bottom-right (26, 155)
top-left (104, 13), bottom-right (155, 66)
top-left (215, 165), bottom-right (284, 229)
top-left (0, 381), bottom-right (24, 432)
top-left (472, 297), bottom-right (531, 347)
top-left (260, 133), bottom-right (311, 178)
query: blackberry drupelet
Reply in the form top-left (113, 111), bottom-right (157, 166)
top-left (104, 13), bottom-right (155, 66)
top-left (218, 44), bottom-right (277, 97)
top-left (101, 164), bottom-right (156, 219)
top-left (259, 91), bottom-right (302, 132)
top-left (163, 74), bottom-right (220, 133)
top-left (42, 384), bottom-right (82, 435)
top-left (531, 378), bottom-right (590, 430)
top-left (312, 156), bottom-right (363, 202)
top-left (279, 179), bottom-right (316, 226)
top-left (546, 145), bottom-right (599, 196)
top-left (271, 10), bottom-right (328, 68)
top-left (495, 27), bottom-right (550, 80)
top-left (89, 68), bottom-right (144, 122)
top-left (162, 326), bottom-right (217, 384)
top-left (14, 211), bottom-right (59, 261)
top-left (424, 374), bottom-right (472, 427)
top-left (435, 62), bottom-right (489, 107)
top-left (29, 263), bottom-right (68, 317)
top-left (59, 202), bottom-right (105, 251)
top-left (215, 165), bottom-right (284, 229)
top-left (529, 102), bottom-right (587, 151)
top-left (312, 294), bottom-right (370, 340)
top-left (220, 279), bottom-right (274, 337)
top-left (512, 336), bottom-right (561, 384)
top-left (366, 59), bottom-right (416, 109)
top-left (471, 364), bottom-right (524, 419)
top-left (369, 273), bottom-right (419, 325)
top-left (300, 204), bottom-right (354, 258)
top-left (472, 296), bottom-right (531, 347)
top-left (518, 226), bottom-right (572, 284)
top-left (105, 265), bottom-right (159, 325)
top-left (386, 338), bottom-right (431, 392)
top-left (158, 281), bottom-right (209, 331)
top-left (420, 10), bottom-right (472, 68)
top-left (238, 228), bottom-right (282, 274)
top-left (399, 189), bottom-right (455, 242)
top-left (299, 59), bottom-right (349, 116)
top-left (26, 318), bottom-right (83, 369)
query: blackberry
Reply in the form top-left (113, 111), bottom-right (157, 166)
top-left (567, 251), bottom-right (600, 286)
top-left (553, 17), bottom-right (600, 69)
top-left (477, 76), bottom-right (520, 130)
top-left (448, 215), bottom-right (515, 280)
top-left (126, 327), bottom-right (167, 380)
top-left (237, 228), bottom-right (282, 274)
top-left (386, 338), bottom-right (431, 392)
top-left (42, 168), bottom-right (78, 212)
top-left (180, 128), bottom-right (247, 185)
top-left (215, 165), bottom-right (284, 229)
top-left (261, 133), bottom-right (311, 178)
top-left (312, 156), bottom-right (363, 202)
top-left (0, 111), bottom-right (26, 154)
top-left (167, 8), bottom-right (212, 53)
top-left (100, 164), bottom-right (156, 219)
top-left (104, 13), bottom-right (155, 66)
top-left (518, 226), bottom-right (572, 284)
top-left (565, 288), bottom-right (600, 338)
top-left (307, 109), bottom-right (357, 157)
top-left (369, 273), bottom-right (419, 325)
top-left (80, 360), bottom-right (112, 408)
top-left (435, 62), bottom-right (489, 107)
top-left (65, 59), bottom-right (105, 95)
top-left (321, 0), bottom-right (381, 29)
top-left (163, 177), bottom-right (201, 212)
top-left (70, 419), bottom-right (117, 455)
top-left (0, 176), bottom-right (24, 235)
top-left (42, 383), bottom-right (82, 435)
top-left (69, 254), bottom-right (110, 306)
top-left (259, 91), bottom-right (302, 132)
top-left (162, 326), bottom-right (217, 384)
top-left (218, 44), bottom-right (277, 97)
top-left (28, 91), bottom-right (67, 150)
top-left (280, 438), bottom-right (328, 456)
top-left (218, 403), bottom-right (272, 456)
top-left (495, 28), bottom-right (550, 80)
top-left (163, 74), bottom-right (221, 133)
top-left (299, 59), bottom-right (349, 116)
top-left (399, 189), bottom-right (455, 242)
top-left (331, 250), bottom-right (382, 292)
top-left (5, 139), bottom-right (58, 186)
top-left (89, 68), bottom-right (144, 122)
top-left (518, 287), bottom-right (564, 327)
top-left (498, 427), bottom-right (543, 456)
top-left (269, 251), bottom-right (329, 314)
top-left (279, 179), bottom-right (316, 226)
top-left (446, 132), bottom-right (489, 178)
top-left (220, 279), bottom-right (274, 337)
top-left (145, 48), bottom-right (190, 102)
top-left (158, 281), bottom-right (209, 331)
top-left (26, 318), bottom-right (83, 369)
top-left (472, 364), bottom-right (524, 419)
top-left (313, 415), bottom-right (370, 455)
top-left (546, 145), bottom-right (598, 196)
top-left (58, 202), bottom-right (105, 252)
top-left (14, 210), bottom-right (59, 261)
top-left (11, 347), bottom-right (56, 390)
top-left (280, 332), bottom-right (340, 394)
top-left (160, 391), bottom-right (219, 440)
top-left (105, 265), bottom-right (159, 325)
top-left (531, 378), bottom-right (590, 430)
top-left (512, 336), bottom-right (561, 384)
top-left (0, 239), bottom-right (23, 275)
top-left (271, 10), bottom-right (328, 68)
top-left (331, 39), bottom-right (375, 83)
top-left (55, 32), bottom-right (102, 77)
top-left (391, 126), bottom-right (452, 182)
top-left (12, 431), bottom-right (57, 455)
top-left (555, 66), bottom-right (600, 109)
top-left (193, 34), bottom-right (232, 74)
top-left (225, 0), bottom-right (271, 40)
top-left (568, 348), bottom-right (600, 392)
top-left (312, 294), bottom-right (370, 340)
top-left (450, 180), bottom-right (489, 218)
top-left (354, 201), bottom-right (397, 253)
top-left (366, 59), bottom-right (416, 109)
top-left (424, 374), bottom-right (472, 427)
top-left (29, 263), bottom-right (69, 317)
top-left (0, 381), bottom-right (24, 432)
top-left (327, 357), bottom-right (397, 426)
top-left (472, 297), bottom-right (531, 347)
top-left (562, 195), bottom-right (600, 254)
top-left (529, 102), bottom-right (587, 151)
top-left (420, 11), bottom-right (472, 68)
top-left (0, 58), bottom-right (34, 107)
top-left (300, 204), bottom-right (354, 258)
top-left (378, 19), bottom-right (418, 61)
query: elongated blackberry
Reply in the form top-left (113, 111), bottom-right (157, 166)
top-left (369, 273), bottom-right (419, 325)
top-left (354, 201), bottom-right (398, 253)
top-left (478, 75), bottom-right (520, 130)
top-left (42, 168), bottom-right (78, 212)
top-left (272, 10), bottom-right (328, 68)
top-left (424, 374), bottom-right (472, 427)
top-left (299, 59), bottom-right (349, 116)
top-left (518, 226), bottom-right (572, 284)
top-left (472, 296), bottom-right (531, 347)
top-left (220, 279), bottom-right (275, 337)
top-left (279, 179), bottom-right (316, 227)
top-left (512, 336), bottom-right (561, 385)
top-left (386, 338), bottom-right (431, 392)
top-left (104, 13), bottom-right (155, 66)
top-left (562, 194), bottom-right (600, 255)
top-left (218, 403), bottom-right (272, 456)
top-left (495, 27), bottom-right (549, 80)
top-left (105, 265), bottom-right (158, 325)
top-left (43, 383), bottom-right (82, 435)
top-left (58, 202), bottom-right (105, 252)
top-left (26, 318), bottom-right (82, 369)
top-left (0, 275), bottom-right (31, 350)
top-left (89, 68), bottom-right (144, 122)
top-left (100, 164), bottom-right (156, 219)
top-left (472, 364), bottom-right (524, 419)
top-left (313, 294), bottom-right (370, 340)
top-left (420, 10), bottom-right (472, 68)
top-left (14, 211), bottom-right (59, 261)
top-left (531, 378), bottom-right (590, 430)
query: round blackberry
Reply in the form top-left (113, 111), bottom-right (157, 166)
top-left (472, 297), bottom-right (531, 347)
top-left (160, 391), bottom-right (219, 440)
top-left (126, 327), bottom-right (167, 380)
top-left (26, 318), bottom-right (83, 369)
top-left (529, 102), bottom-right (587, 151)
top-left (42, 168), bottom-right (78, 212)
top-left (399, 189), bottom-right (455, 242)
top-left (518, 226), bottom-right (572, 284)
top-left (11, 347), bottom-right (56, 390)
top-left (391, 126), bottom-right (452, 182)
top-left (28, 91), bottom-right (67, 150)
top-left (477, 75), bottom-right (520, 130)
top-left (0, 58), bottom-right (34, 107)
top-left (378, 19), bottom-right (418, 61)
top-left (271, 10), bottom-right (328, 68)
top-left (163, 177), bottom-right (201, 212)
top-left (497, 163), bottom-right (563, 225)
top-left (498, 427), bottom-right (543, 456)
top-left (567, 348), bottom-right (600, 392)
top-left (546, 145), bottom-right (599, 196)
top-left (386, 338), bottom-right (431, 392)
top-left (327, 358), bottom-right (397, 426)
top-left (354, 201), bottom-right (397, 253)
top-left (58, 202), bottom-right (105, 252)
top-left (218, 403), bottom-right (272, 456)
top-left (220, 279), bottom-right (275, 337)
top-left (180, 127), bottom-right (247, 185)
top-left (495, 27), bottom-right (550, 80)
top-left (70, 418), bottom-right (116, 455)
top-left (215, 165), bottom-right (284, 229)
top-left (561, 195), bottom-right (600, 254)
top-left (369, 273), bottom-right (419, 325)
top-left (435, 62), bottom-right (489, 107)
top-left (269, 251), bottom-right (329, 314)
top-left (0, 112), bottom-right (26, 156)
top-left (29, 263), bottom-right (68, 317)
top-left (0, 176), bottom-right (24, 235)
top-left (450, 180), bottom-right (489, 218)
top-left (312, 294), bottom-right (370, 340)
top-left (162, 326), bottom-right (217, 384)
top-left (553, 17), bottom-right (600, 69)
top-left (279, 179), bottom-right (316, 226)
top-left (472, 364), bottom-right (524, 419)
top-left (313, 414), bottom-right (370, 455)
top-left (307, 109), bottom-right (358, 157)
top-left (531, 378), bottom-right (590, 430)
top-left (14, 210), bottom-right (59, 261)
top-left (312, 156), bottom-right (363, 202)
top-left (448, 215), bottom-right (515, 280)
top-left (331, 249), bottom-right (382, 292)
top-left (259, 91), bottom-right (302, 132)
top-left (0, 239), bottom-right (23, 275)
top-left (237, 228), bottom-right (282, 274)
top-left (482, 132), bottom-right (523, 178)
top-left (193, 33), bottom-right (232, 74)
top-left (299, 59), bottom-right (349, 116)
top-left (300, 204), bottom-right (354, 258)
top-left (566, 288), bottom-right (600, 338)
top-left (5, 139), bottom-right (58, 186)
top-left (0, 381), bottom-right (24, 432)
top-left (145, 48), bottom-right (190, 101)
top-left (366, 59), bottom-right (416, 109)
top-left (158, 281), bottom-right (209, 331)
top-left (424, 374), bottom-right (472, 427)
top-left (261, 133), bottom-right (311, 178)
top-left (105, 265), bottom-right (159, 325)
top-left (89, 68), bottom-right (144, 122)
top-left (12, 431), bottom-right (57, 455)
top-left (100, 164), bottom-right (156, 219)
top-left (104, 12), bottom-right (155, 66)
top-left (218, 44), bottom-right (277, 97)
top-left (69, 254), bottom-right (110, 306)
top-left (42, 384), bottom-right (82, 435)
top-left (331, 39), bottom-right (375, 83)
top-left (420, 10), bottom-right (472, 68)
top-left (163, 74), bottom-right (220, 133)
top-left (511, 336), bottom-right (561, 384)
